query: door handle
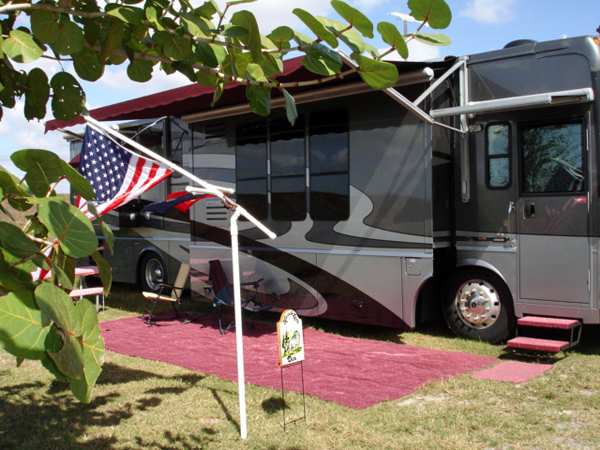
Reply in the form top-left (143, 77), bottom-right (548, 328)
top-left (524, 201), bottom-right (536, 219)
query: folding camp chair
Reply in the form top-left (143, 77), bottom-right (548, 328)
top-left (141, 263), bottom-right (194, 324)
top-left (206, 259), bottom-right (275, 335)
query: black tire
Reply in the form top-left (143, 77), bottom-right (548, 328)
top-left (139, 252), bottom-right (167, 292)
top-left (443, 268), bottom-right (516, 344)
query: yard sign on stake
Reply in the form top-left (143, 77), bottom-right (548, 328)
top-left (83, 114), bottom-right (277, 440)
top-left (277, 310), bottom-right (307, 429)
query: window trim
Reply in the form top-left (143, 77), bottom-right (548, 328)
top-left (485, 122), bottom-right (512, 190)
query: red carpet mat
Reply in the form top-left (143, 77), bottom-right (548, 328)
top-left (101, 314), bottom-right (497, 409)
top-left (471, 360), bottom-right (553, 383)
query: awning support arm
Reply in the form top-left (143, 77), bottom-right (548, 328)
top-left (337, 52), bottom-right (465, 134)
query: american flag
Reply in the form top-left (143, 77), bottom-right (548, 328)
top-left (76, 126), bottom-right (172, 218)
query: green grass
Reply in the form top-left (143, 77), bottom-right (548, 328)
top-left (2, 284), bottom-right (600, 450)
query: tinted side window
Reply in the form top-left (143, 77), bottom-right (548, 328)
top-left (236, 121), bottom-right (268, 220)
top-left (521, 122), bottom-right (584, 194)
top-left (486, 123), bottom-right (511, 189)
top-left (271, 117), bottom-right (306, 221)
top-left (309, 109), bottom-right (350, 220)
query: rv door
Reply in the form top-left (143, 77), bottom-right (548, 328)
top-left (517, 118), bottom-right (591, 305)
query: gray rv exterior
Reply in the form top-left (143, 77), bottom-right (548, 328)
top-left (63, 35), bottom-right (600, 343)
top-left (444, 36), bottom-right (600, 342)
top-left (186, 79), bottom-right (454, 329)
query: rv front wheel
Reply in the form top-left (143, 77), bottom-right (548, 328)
top-left (444, 269), bottom-right (515, 344)
top-left (140, 252), bottom-right (167, 292)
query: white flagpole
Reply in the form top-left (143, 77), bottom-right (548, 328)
top-left (82, 114), bottom-right (275, 439)
top-left (230, 210), bottom-right (248, 439)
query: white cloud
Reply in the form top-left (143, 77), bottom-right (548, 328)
top-left (84, 66), bottom-right (191, 108)
top-left (0, 102), bottom-right (69, 181)
top-left (216, 0), bottom-right (333, 33)
top-left (382, 40), bottom-right (442, 62)
top-left (459, 0), bottom-right (518, 25)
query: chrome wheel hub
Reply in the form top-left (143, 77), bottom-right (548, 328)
top-left (455, 280), bottom-right (501, 329)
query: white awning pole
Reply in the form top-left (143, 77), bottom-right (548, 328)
top-left (230, 210), bottom-right (249, 439)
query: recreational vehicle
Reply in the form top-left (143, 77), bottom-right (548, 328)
top-left (52, 35), bottom-right (600, 345)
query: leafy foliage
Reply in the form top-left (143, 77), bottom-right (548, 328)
top-left (0, 0), bottom-right (452, 403)
top-left (0, 0), bottom-right (452, 124)
top-left (0, 150), bottom-right (113, 403)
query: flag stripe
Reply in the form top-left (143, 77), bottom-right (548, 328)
top-left (77, 126), bottom-right (172, 219)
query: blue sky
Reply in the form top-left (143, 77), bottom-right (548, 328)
top-left (1, 0), bottom-right (600, 187)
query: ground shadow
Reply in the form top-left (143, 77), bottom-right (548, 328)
top-left (0, 362), bottom-right (207, 450)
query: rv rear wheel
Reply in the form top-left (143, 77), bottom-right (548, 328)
top-left (140, 252), bottom-right (167, 292)
top-left (444, 269), bottom-right (515, 344)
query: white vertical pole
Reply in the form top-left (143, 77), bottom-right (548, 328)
top-left (230, 210), bottom-right (247, 439)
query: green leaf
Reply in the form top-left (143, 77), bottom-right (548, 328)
top-left (106, 6), bottom-right (145, 25)
top-left (211, 81), bottom-right (225, 107)
top-left (11, 149), bottom-right (81, 197)
top-left (163, 34), bottom-right (192, 61)
top-left (51, 18), bottom-right (85, 55)
top-left (0, 251), bottom-right (36, 292)
top-left (0, 290), bottom-right (49, 360)
top-left (414, 33), bottom-right (452, 46)
top-left (302, 44), bottom-right (343, 76)
top-left (196, 69), bottom-right (219, 87)
top-left (0, 170), bottom-right (31, 212)
top-left (281, 88), bottom-right (298, 126)
top-left (331, 0), bottom-right (374, 38)
top-left (72, 48), bottom-right (105, 82)
top-left (246, 63), bottom-right (267, 82)
top-left (259, 53), bottom-right (284, 78)
top-left (377, 22), bottom-right (408, 59)
top-left (145, 5), bottom-right (165, 31)
top-left (59, 160), bottom-right (96, 201)
top-left (41, 330), bottom-right (69, 383)
top-left (100, 19), bottom-right (125, 63)
top-left (355, 55), bottom-right (398, 89)
top-left (222, 25), bottom-right (248, 39)
top-left (31, 10), bottom-right (60, 44)
top-left (24, 68), bottom-right (49, 121)
top-left (35, 283), bottom-right (83, 379)
top-left (180, 12), bottom-right (212, 37)
top-left (11, 149), bottom-right (61, 197)
top-left (198, 0), bottom-right (220, 18)
top-left (231, 10), bottom-right (263, 62)
top-left (0, 222), bottom-right (41, 261)
top-left (69, 299), bottom-right (104, 403)
top-left (91, 251), bottom-right (112, 297)
top-left (293, 8), bottom-right (338, 48)
top-left (318, 17), bottom-right (364, 54)
top-left (246, 84), bottom-right (271, 116)
top-left (50, 72), bottom-right (86, 121)
top-left (268, 26), bottom-right (294, 49)
top-left (3, 30), bottom-right (44, 63)
top-left (193, 42), bottom-right (219, 68)
top-left (127, 58), bottom-right (154, 82)
top-left (32, 197), bottom-right (98, 258)
top-left (408, 0), bottom-right (452, 30)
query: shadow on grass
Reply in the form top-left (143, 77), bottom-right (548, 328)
top-left (0, 387), bottom-right (123, 449)
top-left (0, 362), bottom-right (208, 450)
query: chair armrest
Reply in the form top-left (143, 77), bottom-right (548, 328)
top-left (240, 278), bottom-right (264, 288)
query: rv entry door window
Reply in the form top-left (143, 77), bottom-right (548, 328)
top-left (521, 122), bottom-right (585, 194)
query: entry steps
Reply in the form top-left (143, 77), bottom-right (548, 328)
top-left (506, 316), bottom-right (582, 353)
